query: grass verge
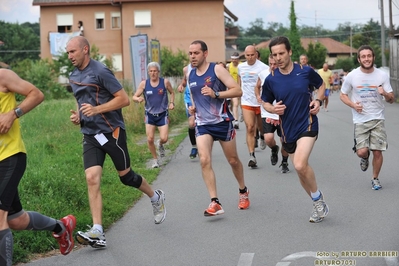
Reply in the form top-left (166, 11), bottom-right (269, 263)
top-left (13, 93), bottom-right (187, 264)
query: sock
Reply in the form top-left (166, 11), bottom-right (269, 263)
top-left (260, 135), bottom-right (264, 140)
top-left (282, 156), bottom-right (288, 163)
top-left (26, 211), bottom-right (59, 233)
top-left (239, 187), bottom-right (248, 194)
top-left (93, 224), bottom-right (103, 233)
top-left (150, 190), bottom-right (160, 202)
top-left (272, 145), bottom-right (279, 152)
top-left (0, 229), bottom-right (13, 266)
top-left (211, 198), bottom-right (221, 205)
top-left (249, 152), bottom-right (255, 157)
top-left (311, 190), bottom-right (321, 201)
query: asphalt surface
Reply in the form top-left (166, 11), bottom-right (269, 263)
top-left (24, 94), bottom-right (399, 266)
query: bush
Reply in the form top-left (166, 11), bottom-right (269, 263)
top-left (12, 59), bottom-right (72, 100)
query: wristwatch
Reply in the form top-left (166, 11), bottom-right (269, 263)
top-left (315, 99), bottom-right (323, 106)
top-left (14, 107), bottom-right (24, 118)
top-left (214, 91), bottom-right (220, 98)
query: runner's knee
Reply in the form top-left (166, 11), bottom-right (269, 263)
top-left (119, 170), bottom-right (142, 188)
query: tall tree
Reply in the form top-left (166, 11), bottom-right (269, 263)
top-left (0, 21), bottom-right (40, 66)
top-left (288, 0), bottom-right (304, 62)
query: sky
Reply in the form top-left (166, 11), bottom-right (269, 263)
top-left (224, 0), bottom-right (399, 31)
top-left (1, 0), bottom-right (399, 31)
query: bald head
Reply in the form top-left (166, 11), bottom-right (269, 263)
top-left (244, 45), bottom-right (257, 65)
top-left (66, 36), bottom-right (91, 70)
top-left (68, 36), bottom-right (90, 53)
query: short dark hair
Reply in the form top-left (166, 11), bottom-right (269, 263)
top-left (357, 45), bottom-right (374, 59)
top-left (269, 36), bottom-right (291, 53)
top-left (191, 40), bottom-right (208, 52)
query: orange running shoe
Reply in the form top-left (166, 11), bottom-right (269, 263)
top-left (204, 201), bottom-right (225, 216)
top-left (238, 190), bottom-right (250, 210)
top-left (53, 214), bottom-right (76, 255)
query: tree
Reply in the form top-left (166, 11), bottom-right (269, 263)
top-left (288, 1), bottom-right (305, 62)
top-left (258, 48), bottom-right (270, 64)
top-left (306, 42), bottom-right (327, 69)
top-left (160, 47), bottom-right (188, 77)
top-left (0, 21), bottom-right (40, 65)
top-left (334, 58), bottom-right (355, 72)
top-left (245, 18), bottom-right (268, 37)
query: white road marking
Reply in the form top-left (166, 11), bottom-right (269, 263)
top-left (237, 253), bottom-right (254, 266)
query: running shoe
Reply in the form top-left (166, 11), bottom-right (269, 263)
top-left (248, 155), bottom-right (257, 168)
top-left (204, 201), bottom-right (224, 216)
top-left (189, 148), bottom-right (198, 159)
top-left (76, 226), bottom-right (106, 248)
top-left (279, 162), bottom-right (290, 174)
top-left (152, 189), bottom-right (166, 224)
top-left (309, 191), bottom-right (329, 223)
top-left (260, 138), bottom-right (266, 150)
top-left (53, 214), bottom-right (76, 255)
top-left (157, 140), bottom-right (165, 157)
top-left (271, 145), bottom-right (280, 166)
top-left (371, 178), bottom-right (382, 190)
top-left (238, 190), bottom-right (250, 210)
top-left (151, 159), bottom-right (159, 168)
top-left (360, 151), bottom-right (370, 172)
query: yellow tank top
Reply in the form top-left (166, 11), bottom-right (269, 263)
top-left (228, 63), bottom-right (239, 82)
top-left (0, 91), bottom-right (26, 161)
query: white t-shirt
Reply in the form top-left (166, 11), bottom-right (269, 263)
top-left (258, 69), bottom-right (278, 119)
top-left (238, 60), bottom-right (269, 106)
top-left (341, 67), bottom-right (393, 124)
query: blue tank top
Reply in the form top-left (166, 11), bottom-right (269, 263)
top-left (144, 78), bottom-right (169, 114)
top-left (188, 63), bottom-right (233, 126)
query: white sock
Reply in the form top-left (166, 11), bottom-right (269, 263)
top-left (311, 190), bottom-right (321, 201)
top-left (150, 190), bottom-right (160, 202)
top-left (93, 224), bottom-right (103, 233)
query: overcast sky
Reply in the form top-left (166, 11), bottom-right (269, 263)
top-left (1, 0), bottom-right (398, 31)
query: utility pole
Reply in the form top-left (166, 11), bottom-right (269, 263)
top-left (380, 0), bottom-right (386, 66)
top-left (389, 0), bottom-right (393, 36)
top-left (350, 26), bottom-right (353, 57)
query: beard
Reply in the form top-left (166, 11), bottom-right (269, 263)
top-left (360, 58), bottom-right (375, 70)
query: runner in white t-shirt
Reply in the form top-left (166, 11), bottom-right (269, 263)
top-left (340, 45), bottom-right (394, 190)
top-left (238, 45), bottom-right (269, 168)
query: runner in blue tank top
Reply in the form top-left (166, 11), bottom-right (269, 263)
top-left (187, 40), bottom-right (250, 216)
top-left (133, 62), bottom-right (175, 168)
top-left (261, 36), bottom-right (329, 223)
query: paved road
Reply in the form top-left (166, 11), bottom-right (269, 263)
top-left (25, 95), bottom-right (399, 266)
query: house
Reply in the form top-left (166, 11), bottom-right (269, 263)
top-left (32, 0), bottom-right (237, 84)
top-left (243, 37), bottom-right (356, 66)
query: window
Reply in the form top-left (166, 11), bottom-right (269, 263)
top-left (57, 14), bottom-right (73, 33)
top-left (134, 10), bottom-right (151, 27)
top-left (111, 12), bottom-right (121, 29)
top-left (95, 12), bottom-right (105, 30)
top-left (112, 54), bottom-right (122, 71)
